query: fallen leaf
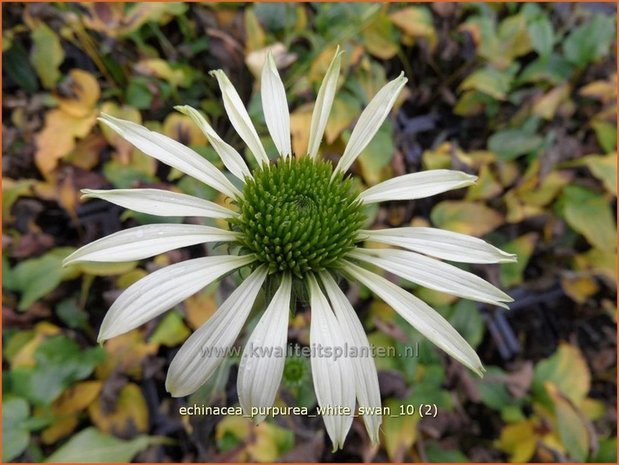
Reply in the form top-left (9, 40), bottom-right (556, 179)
top-left (431, 201), bottom-right (504, 237)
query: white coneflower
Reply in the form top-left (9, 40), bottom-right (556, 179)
top-left (64, 48), bottom-right (515, 450)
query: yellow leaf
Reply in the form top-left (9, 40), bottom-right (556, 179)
top-left (382, 398), bottom-right (419, 461)
top-left (560, 274), bottom-right (599, 304)
top-left (162, 113), bottom-right (207, 147)
top-left (53, 381), bottom-right (102, 415)
top-left (34, 109), bottom-right (97, 176)
top-left (517, 170), bottom-right (572, 207)
top-left (545, 382), bottom-right (591, 461)
top-left (533, 84), bottom-right (571, 120)
top-left (134, 58), bottom-right (189, 88)
top-left (574, 248), bottom-right (616, 285)
top-left (579, 75), bottom-right (616, 103)
top-left (247, 422), bottom-right (294, 462)
top-left (244, 8), bottom-right (266, 53)
top-left (363, 12), bottom-right (399, 59)
top-left (95, 330), bottom-right (159, 379)
top-left (581, 397), bottom-right (606, 421)
top-left (579, 153), bottom-right (617, 194)
top-left (431, 201), bottom-right (504, 236)
top-left (504, 190), bottom-right (544, 223)
top-left (390, 6), bottom-right (437, 50)
top-left (99, 102), bottom-right (142, 161)
top-left (41, 415), bottom-right (79, 445)
top-left (184, 290), bottom-right (218, 330)
top-left (289, 103), bottom-right (313, 157)
top-left (325, 95), bottom-right (360, 144)
top-left (496, 420), bottom-right (537, 463)
top-left (11, 322), bottom-right (61, 368)
top-left (89, 383), bottom-right (149, 435)
top-left (56, 70), bottom-right (100, 118)
top-left (466, 164), bottom-right (503, 200)
top-left (534, 343), bottom-right (590, 406)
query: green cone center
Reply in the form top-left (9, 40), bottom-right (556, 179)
top-left (232, 157), bottom-right (365, 278)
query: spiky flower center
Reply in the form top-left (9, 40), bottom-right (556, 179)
top-left (232, 157), bottom-right (365, 278)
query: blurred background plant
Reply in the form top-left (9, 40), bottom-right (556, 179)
top-left (2, 2), bottom-right (616, 462)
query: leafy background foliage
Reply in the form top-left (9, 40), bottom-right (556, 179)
top-left (2, 2), bottom-right (616, 462)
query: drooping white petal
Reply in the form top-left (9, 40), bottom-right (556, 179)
top-left (98, 114), bottom-right (241, 199)
top-left (166, 266), bottom-right (268, 397)
top-left (358, 170), bottom-right (477, 204)
top-left (349, 248), bottom-right (513, 308)
top-left (320, 272), bottom-right (381, 444)
top-left (237, 274), bottom-right (292, 422)
top-left (362, 227), bottom-right (517, 264)
top-left (98, 254), bottom-right (255, 342)
top-left (81, 188), bottom-right (236, 219)
top-left (210, 70), bottom-right (270, 165)
top-left (308, 47), bottom-right (343, 159)
top-left (261, 51), bottom-right (291, 158)
top-left (334, 72), bottom-right (408, 174)
top-left (307, 274), bottom-right (355, 451)
top-left (174, 105), bottom-right (252, 181)
top-left (63, 224), bottom-right (238, 265)
top-left (343, 260), bottom-right (484, 376)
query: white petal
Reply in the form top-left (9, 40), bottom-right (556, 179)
top-left (81, 188), bottom-right (236, 219)
top-left (308, 47), bottom-right (343, 159)
top-left (166, 266), bottom-right (268, 397)
top-left (343, 260), bottom-right (485, 376)
top-left (363, 227), bottom-right (517, 264)
top-left (63, 224), bottom-right (238, 265)
top-left (349, 248), bottom-right (513, 308)
top-left (237, 274), bottom-right (291, 422)
top-left (335, 72), bottom-right (408, 174)
top-left (98, 254), bottom-right (255, 341)
top-left (174, 105), bottom-right (252, 181)
top-left (98, 114), bottom-right (240, 199)
top-left (307, 274), bottom-right (355, 451)
top-left (210, 70), bottom-right (270, 165)
top-left (261, 51), bottom-right (291, 158)
top-left (320, 272), bottom-right (381, 444)
top-left (358, 170), bottom-right (477, 204)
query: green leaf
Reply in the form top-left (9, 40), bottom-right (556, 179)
top-left (126, 77), bottom-right (154, 109)
top-left (446, 300), bottom-right (484, 349)
top-left (528, 16), bottom-right (554, 57)
top-left (356, 123), bottom-right (394, 186)
top-left (5, 247), bottom-right (76, 311)
top-left (488, 128), bottom-right (543, 161)
top-left (3, 43), bottom-right (38, 92)
top-left (10, 335), bottom-right (104, 405)
top-left (149, 311), bottom-right (190, 347)
top-left (561, 186), bottom-right (617, 251)
top-left (30, 22), bottom-right (64, 89)
top-left (460, 67), bottom-right (513, 100)
top-left (2, 397), bottom-right (31, 461)
top-left (425, 441), bottom-right (470, 462)
top-left (591, 120), bottom-right (617, 153)
top-left (476, 367), bottom-right (513, 410)
top-left (518, 54), bottom-right (574, 85)
top-left (254, 3), bottom-right (297, 32)
top-left (564, 15), bottom-right (615, 67)
top-left (500, 233), bottom-right (537, 288)
top-left (590, 437), bottom-right (617, 463)
top-left (45, 428), bottom-right (152, 462)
